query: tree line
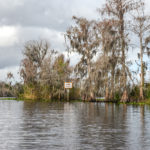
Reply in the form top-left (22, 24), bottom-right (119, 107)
top-left (1, 0), bottom-right (150, 102)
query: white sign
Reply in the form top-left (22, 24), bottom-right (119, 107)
top-left (64, 82), bottom-right (72, 89)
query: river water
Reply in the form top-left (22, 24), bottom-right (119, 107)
top-left (0, 100), bottom-right (150, 150)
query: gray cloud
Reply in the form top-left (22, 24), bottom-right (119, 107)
top-left (0, 0), bottom-right (150, 80)
top-left (0, 0), bottom-right (102, 72)
top-left (0, 46), bottom-right (22, 68)
top-left (0, 0), bottom-right (102, 30)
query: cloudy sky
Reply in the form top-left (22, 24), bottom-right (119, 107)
top-left (0, 0), bottom-right (150, 82)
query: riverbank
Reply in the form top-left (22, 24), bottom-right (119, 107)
top-left (125, 99), bottom-right (150, 105)
top-left (0, 97), bottom-right (17, 100)
top-left (88, 98), bottom-right (150, 105)
top-left (1, 97), bottom-right (150, 105)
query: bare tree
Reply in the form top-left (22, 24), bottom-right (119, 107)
top-left (20, 40), bottom-right (49, 99)
top-left (96, 18), bottom-right (121, 100)
top-left (100, 0), bottom-right (141, 102)
top-left (65, 16), bottom-right (100, 100)
top-left (20, 40), bottom-right (49, 84)
top-left (7, 72), bottom-right (14, 86)
top-left (131, 1), bottom-right (150, 100)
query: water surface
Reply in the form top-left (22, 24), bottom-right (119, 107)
top-left (0, 100), bottom-right (150, 150)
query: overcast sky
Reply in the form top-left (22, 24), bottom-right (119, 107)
top-left (0, 0), bottom-right (150, 81)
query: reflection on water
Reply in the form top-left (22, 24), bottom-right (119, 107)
top-left (0, 101), bottom-right (150, 150)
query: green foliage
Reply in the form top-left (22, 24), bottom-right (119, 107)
top-left (144, 85), bottom-right (150, 99)
top-left (114, 92), bottom-right (120, 101)
top-left (129, 86), bottom-right (140, 101)
top-left (13, 83), bottom-right (24, 98)
top-left (19, 40), bottom-right (72, 100)
top-left (69, 87), bottom-right (81, 100)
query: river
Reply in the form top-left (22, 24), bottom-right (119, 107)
top-left (0, 100), bottom-right (150, 150)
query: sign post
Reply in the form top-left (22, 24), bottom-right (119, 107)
top-left (64, 82), bottom-right (72, 101)
top-left (67, 89), bottom-right (69, 101)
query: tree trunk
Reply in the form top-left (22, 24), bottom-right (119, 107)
top-left (121, 89), bottom-right (129, 102)
top-left (140, 87), bottom-right (144, 100)
top-left (105, 87), bottom-right (109, 101)
top-left (120, 13), bottom-right (128, 102)
top-left (140, 34), bottom-right (144, 100)
top-left (109, 90), bottom-right (113, 100)
top-left (87, 57), bottom-right (95, 101)
top-left (58, 89), bottom-right (61, 100)
top-left (110, 62), bottom-right (115, 100)
top-left (90, 91), bottom-right (95, 101)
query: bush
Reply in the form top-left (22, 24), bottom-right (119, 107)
top-left (129, 86), bottom-right (140, 101)
top-left (144, 85), bottom-right (150, 99)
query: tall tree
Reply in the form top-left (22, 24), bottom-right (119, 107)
top-left (65, 16), bottom-right (100, 100)
top-left (96, 19), bottom-right (121, 100)
top-left (53, 54), bottom-right (72, 100)
top-left (20, 40), bottom-right (49, 99)
top-left (20, 40), bottom-right (49, 84)
top-left (100, 0), bottom-right (141, 102)
top-left (40, 52), bottom-right (72, 100)
top-left (40, 50), bottom-right (57, 99)
top-left (131, 1), bottom-right (150, 100)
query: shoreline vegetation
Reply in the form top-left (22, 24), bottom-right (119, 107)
top-left (1, 97), bottom-right (150, 106)
top-left (1, 0), bottom-right (150, 103)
